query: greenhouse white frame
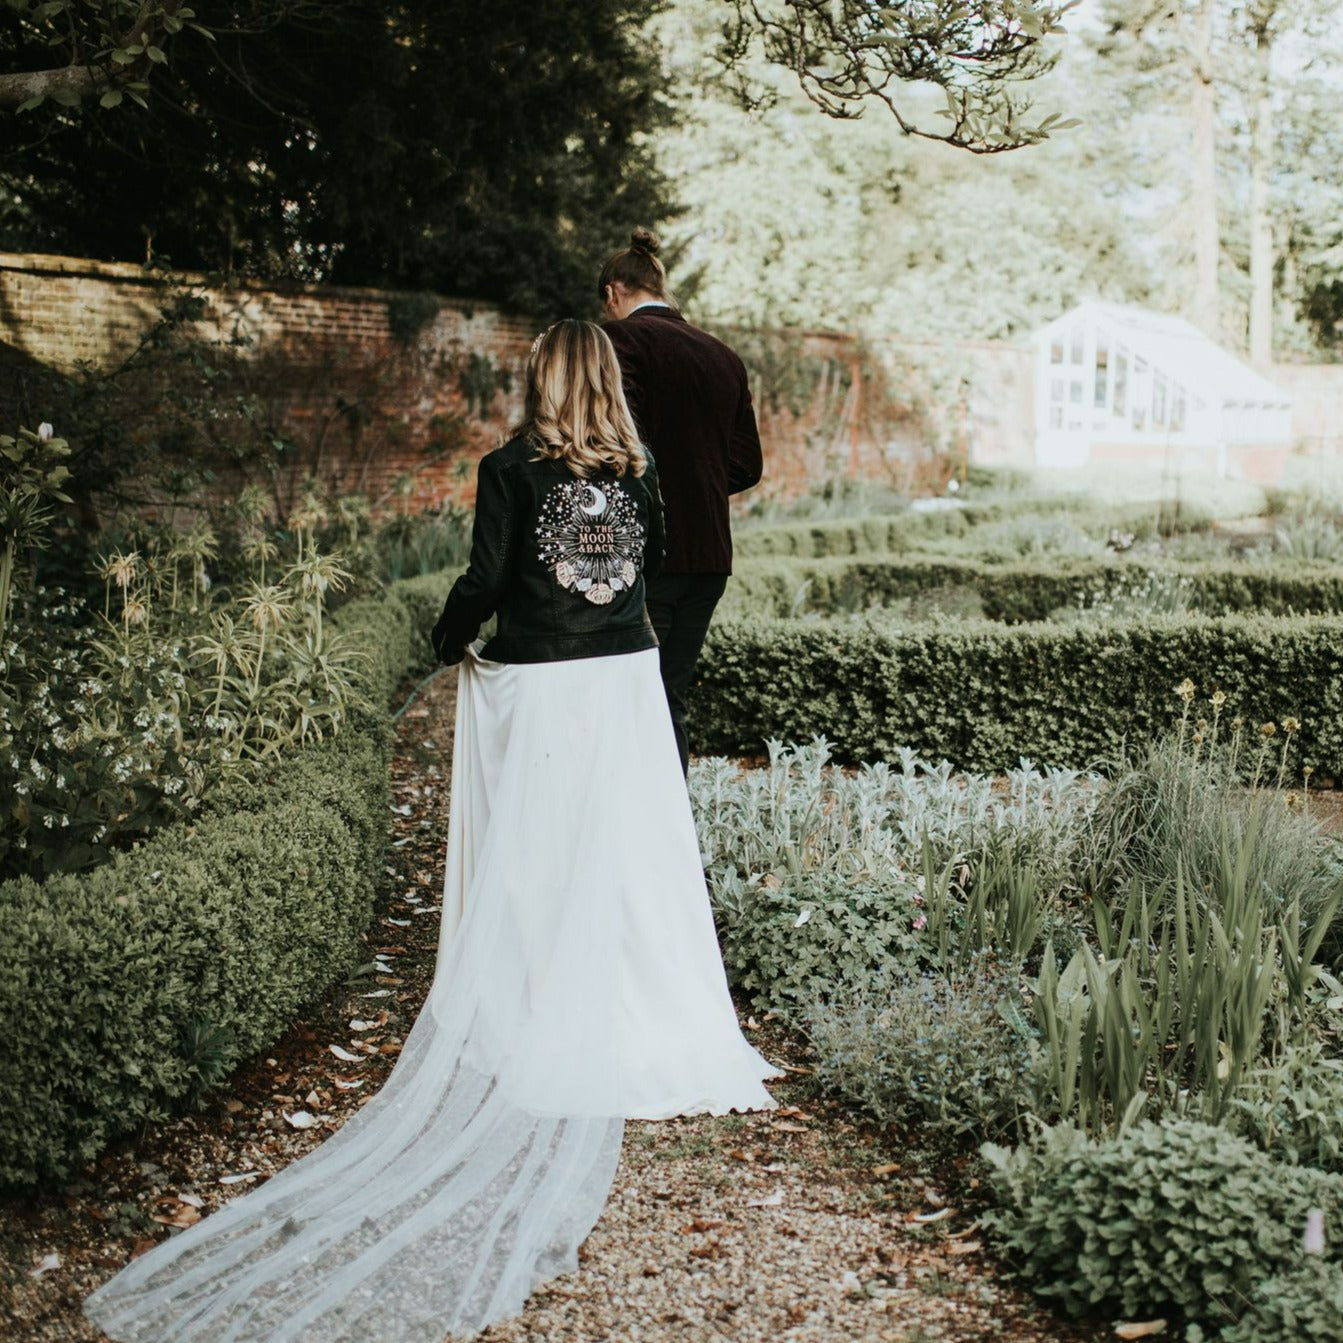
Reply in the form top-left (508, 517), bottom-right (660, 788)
top-left (1031, 301), bottom-right (1294, 476)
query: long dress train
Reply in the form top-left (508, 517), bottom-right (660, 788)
top-left (83, 645), bottom-right (778, 1342)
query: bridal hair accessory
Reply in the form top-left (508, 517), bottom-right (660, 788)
top-left (529, 324), bottom-right (558, 357)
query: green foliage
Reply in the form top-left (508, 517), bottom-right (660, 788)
top-left (723, 553), bottom-right (1343, 624)
top-left (0, 423), bottom-right (72, 644)
top-left (1218, 1257), bottom-right (1343, 1343)
top-left (982, 1120), bottom-right (1343, 1328)
top-left (0, 586), bottom-right (415, 1188)
top-left (809, 965), bottom-right (1041, 1141)
top-left (0, 1), bottom-right (207, 117)
top-left (1080, 730), bottom-right (1343, 951)
top-left (385, 291), bottom-right (442, 345)
top-left (691, 739), bottom-right (1099, 1012)
top-left (731, 494), bottom-right (1216, 560)
top-left (1233, 1043), bottom-right (1343, 1174)
top-left (712, 868), bottom-right (924, 1011)
top-left (693, 733), bottom-right (1343, 1145)
top-left (373, 508), bottom-right (474, 583)
top-left (723, 0), bottom-right (1071, 154)
top-left (1276, 509), bottom-right (1343, 563)
top-left (1, 0), bottom-right (674, 316)
top-left (691, 614), bottom-right (1343, 781)
top-left (0, 492), bottom-right (375, 879)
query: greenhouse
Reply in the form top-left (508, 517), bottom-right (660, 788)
top-left (1033, 300), bottom-right (1294, 478)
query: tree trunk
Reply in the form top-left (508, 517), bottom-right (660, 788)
top-left (1190, 0), bottom-right (1220, 337)
top-left (1247, 18), bottom-right (1275, 365)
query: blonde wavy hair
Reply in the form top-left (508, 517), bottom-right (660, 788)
top-left (517, 319), bottom-right (647, 478)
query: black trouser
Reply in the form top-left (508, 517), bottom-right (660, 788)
top-left (644, 572), bottom-right (729, 777)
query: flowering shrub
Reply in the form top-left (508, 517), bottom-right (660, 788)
top-left (0, 436), bottom-right (373, 880)
top-left (0, 591), bottom-right (210, 877)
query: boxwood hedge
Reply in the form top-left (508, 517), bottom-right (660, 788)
top-left (721, 555), bottom-right (1343, 624)
top-left (0, 582), bottom-right (444, 1188)
top-left (691, 613), bottom-right (1343, 781)
top-left (732, 496), bottom-right (1218, 559)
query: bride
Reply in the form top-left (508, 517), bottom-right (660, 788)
top-left (83, 319), bottom-right (779, 1342)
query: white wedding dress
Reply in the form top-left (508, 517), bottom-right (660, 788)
top-left (84, 643), bottom-right (778, 1342)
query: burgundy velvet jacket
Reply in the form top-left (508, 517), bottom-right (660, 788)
top-left (603, 306), bottom-right (762, 575)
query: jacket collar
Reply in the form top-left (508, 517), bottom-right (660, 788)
top-left (622, 304), bottom-right (685, 323)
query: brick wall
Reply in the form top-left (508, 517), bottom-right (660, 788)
top-left (0, 251), bottom-right (538, 515)
top-left (0, 250), bottom-right (998, 515)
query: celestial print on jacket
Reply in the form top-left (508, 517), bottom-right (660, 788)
top-left (535, 478), bottom-right (648, 605)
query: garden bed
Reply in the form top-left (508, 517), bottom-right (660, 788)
top-left (0, 580), bottom-right (450, 1189)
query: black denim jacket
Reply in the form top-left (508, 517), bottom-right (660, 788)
top-left (430, 436), bottom-right (666, 665)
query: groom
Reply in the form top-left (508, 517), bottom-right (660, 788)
top-left (600, 229), bottom-right (763, 775)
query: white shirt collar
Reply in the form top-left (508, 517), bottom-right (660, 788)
top-left (629, 301), bottom-right (671, 315)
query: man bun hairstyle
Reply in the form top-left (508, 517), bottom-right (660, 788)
top-left (629, 227), bottom-right (660, 256)
top-left (599, 227), bottom-right (678, 311)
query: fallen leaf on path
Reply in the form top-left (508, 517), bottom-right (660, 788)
top-left (680, 1218), bottom-right (726, 1234)
top-left (327, 1044), bottom-right (363, 1063)
top-left (333, 1077), bottom-right (365, 1090)
top-left (284, 1110), bottom-right (315, 1129)
top-left (218, 1172), bottom-right (259, 1186)
top-left (771, 1120), bottom-right (808, 1133)
top-left (871, 1163), bottom-right (901, 1177)
top-left (946, 1240), bottom-right (982, 1255)
top-left (1115, 1324), bottom-right (1167, 1340)
top-left (746, 1189), bottom-right (785, 1208)
top-left (150, 1196), bottom-right (202, 1229)
top-left (29, 1253), bottom-right (60, 1278)
top-left (912, 1207), bottom-right (954, 1224)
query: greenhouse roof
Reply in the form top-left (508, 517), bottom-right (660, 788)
top-left (1037, 301), bottom-right (1291, 409)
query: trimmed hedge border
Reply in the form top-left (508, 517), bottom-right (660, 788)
top-left (722, 554), bottom-right (1343, 624)
top-left (691, 613), bottom-right (1343, 780)
top-left (0, 582), bottom-right (444, 1188)
top-left (732, 496), bottom-right (1218, 559)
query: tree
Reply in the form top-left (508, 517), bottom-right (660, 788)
top-left (654, 2), bottom-right (1151, 338)
top-left (722, 0), bottom-right (1080, 153)
top-left (1093, 0), bottom-right (1223, 336)
top-left (0, 1), bottom-right (674, 316)
top-left (0, 0), bottom-right (208, 113)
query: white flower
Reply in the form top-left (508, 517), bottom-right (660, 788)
top-left (37, 422), bottom-right (54, 443)
top-left (1304, 1208), bottom-right (1326, 1255)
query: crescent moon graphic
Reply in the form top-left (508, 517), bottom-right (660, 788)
top-left (580, 485), bottom-right (607, 515)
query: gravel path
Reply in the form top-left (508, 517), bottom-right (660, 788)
top-left (1, 668), bottom-right (1100, 1343)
